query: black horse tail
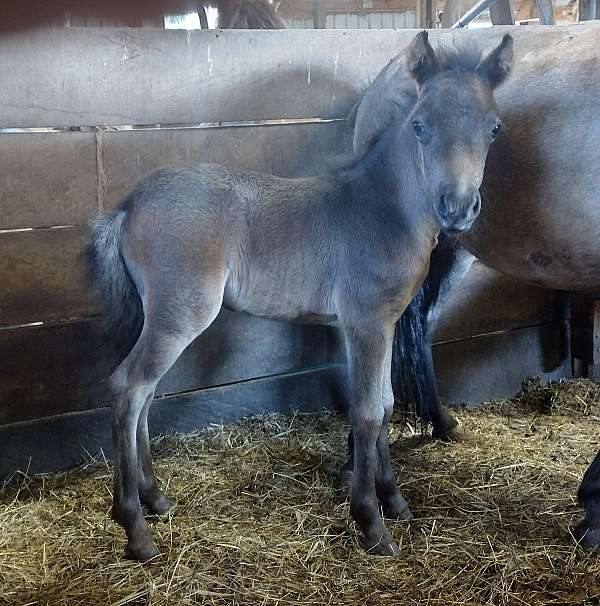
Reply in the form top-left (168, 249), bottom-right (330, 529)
top-left (391, 289), bottom-right (438, 426)
top-left (87, 210), bottom-right (144, 364)
top-left (391, 234), bottom-right (474, 427)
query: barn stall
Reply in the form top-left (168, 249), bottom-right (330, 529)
top-left (0, 18), bottom-right (599, 606)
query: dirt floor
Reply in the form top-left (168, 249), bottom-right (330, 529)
top-left (1, 378), bottom-right (600, 606)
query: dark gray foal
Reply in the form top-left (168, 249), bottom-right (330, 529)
top-left (89, 32), bottom-right (513, 561)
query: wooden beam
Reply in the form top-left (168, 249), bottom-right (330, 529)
top-left (199, 7), bottom-right (209, 28)
top-left (579, 0), bottom-right (600, 19)
top-left (490, 0), bottom-right (515, 24)
top-left (535, 0), bottom-right (554, 23)
top-left (313, 0), bottom-right (326, 27)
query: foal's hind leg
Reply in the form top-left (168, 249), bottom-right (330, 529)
top-left (136, 395), bottom-right (173, 515)
top-left (111, 291), bottom-right (223, 560)
top-left (575, 448), bottom-right (600, 549)
top-left (111, 329), bottom-right (200, 561)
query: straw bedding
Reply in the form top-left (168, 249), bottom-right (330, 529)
top-left (1, 378), bottom-right (600, 606)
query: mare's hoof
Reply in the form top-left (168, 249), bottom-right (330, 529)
top-left (432, 423), bottom-right (467, 442)
top-left (574, 519), bottom-right (600, 550)
top-left (124, 539), bottom-right (160, 562)
top-left (384, 496), bottom-right (414, 521)
top-left (145, 493), bottom-right (174, 516)
top-left (361, 529), bottom-right (400, 557)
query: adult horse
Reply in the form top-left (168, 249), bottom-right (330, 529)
top-left (350, 24), bottom-right (600, 549)
top-left (88, 32), bottom-right (513, 561)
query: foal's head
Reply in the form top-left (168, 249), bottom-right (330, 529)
top-left (406, 31), bottom-right (513, 234)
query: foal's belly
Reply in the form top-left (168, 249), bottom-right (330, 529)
top-left (222, 272), bottom-right (338, 325)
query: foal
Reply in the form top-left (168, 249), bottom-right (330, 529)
top-left (89, 31), bottom-right (513, 561)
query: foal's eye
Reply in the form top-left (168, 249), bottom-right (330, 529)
top-left (412, 120), bottom-right (425, 139)
top-left (491, 123), bottom-right (502, 138)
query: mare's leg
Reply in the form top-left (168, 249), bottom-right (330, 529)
top-left (575, 448), bottom-right (600, 549)
top-left (344, 321), bottom-right (400, 556)
top-left (136, 395), bottom-right (172, 515)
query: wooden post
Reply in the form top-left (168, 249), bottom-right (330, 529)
top-left (535, 0), bottom-right (555, 23)
top-left (199, 8), bottom-right (209, 29)
top-left (490, 0), bottom-right (515, 23)
top-left (579, 0), bottom-right (600, 19)
top-left (426, 0), bottom-right (435, 27)
top-left (313, 0), bottom-right (326, 28)
top-left (418, 0), bottom-right (436, 27)
top-left (571, 294), bottom-right (600, 378)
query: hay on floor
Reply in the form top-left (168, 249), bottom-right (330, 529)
top-left (1, 378), bottom-right (600, 606)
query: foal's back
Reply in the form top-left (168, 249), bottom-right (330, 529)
top-left (119, 163), bottom-right (344, 323)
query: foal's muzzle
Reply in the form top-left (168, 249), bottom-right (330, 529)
top-left (435, 188), bottom-right (481, 234)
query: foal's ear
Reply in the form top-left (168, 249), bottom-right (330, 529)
top-left (407, 31), bottom-right (440, 87)
top-left (477, 33), bottom-right (513, 88)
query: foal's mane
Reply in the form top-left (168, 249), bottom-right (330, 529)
top-left (432, 41), bottom-right (485, 75)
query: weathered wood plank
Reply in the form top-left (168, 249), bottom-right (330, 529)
top-left (0, 120), bottom-right (351, 326)
top-left (101, 120), bottom-right (353, 208)
top-left (0, 312), bottom-right (341, 426)
top-left (435, 321), bottom-right (570, 405)
top-left (1, 25), bottom-right (599, 128)
top-left (0, 228), bottom-right (93, 328)
top-left (0, 365), bottom-right (346, 478)
top-left (0, 322), bottom-right (571, 477)
top-left (433, 261), bottom-right (569, 344)
top-left (0, 132), bottom-right (98, 230)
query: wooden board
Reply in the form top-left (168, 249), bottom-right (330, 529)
top-left (101, 120), bottom-right (353, 208)
top-left (1, 25), bottom-right (599, 127)
top-left (0, 132), bottom-right (97, 231)
top-left (432, 261), bottom-right (569, 344)
top-left (0, 322), bottom-right (570, 477)
top-left (0, 312), bottom-right (341, 426)
top-left (435, 321), bottom-right (571, 405)
top-left (0, 364), bottom-right (346, 478)
top-left (0, 264), bottom-right (567, 427)
top-left (0, 228), bottom-right (93, 328)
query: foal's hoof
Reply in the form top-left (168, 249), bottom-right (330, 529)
top-left (124, 539), bottom-right (160, 562)
top-left (574, 519), bottom-right (600, 550)
top-left (144, 492), bottom-right (174, 516)
top-left (361, 529), bottom-right (400, 557)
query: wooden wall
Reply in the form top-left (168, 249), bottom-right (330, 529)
top-left (0, 26), bottom-right (578, 477)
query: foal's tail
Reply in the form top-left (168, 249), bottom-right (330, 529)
top-left (87, 211), bottom-right (144, 363)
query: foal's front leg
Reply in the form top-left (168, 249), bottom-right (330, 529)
top-left (344, 322), bottom-right (406, 556)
